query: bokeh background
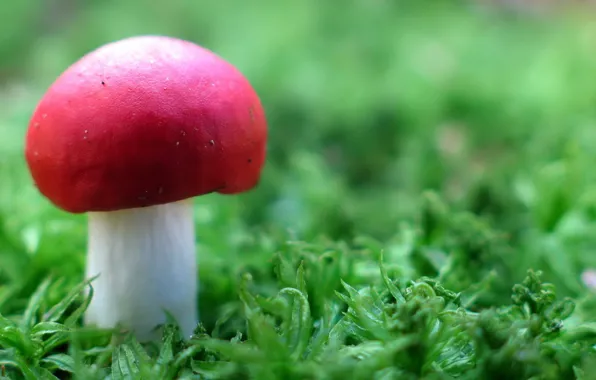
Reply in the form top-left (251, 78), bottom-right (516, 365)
top-left (3, 0), bottom-right (596, 328)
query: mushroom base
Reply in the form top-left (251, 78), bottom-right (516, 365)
top-left (85, 200), bottom-right (198, 341)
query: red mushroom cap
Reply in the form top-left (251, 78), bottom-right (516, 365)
top-left (25, 36), bottom-right (267, 213)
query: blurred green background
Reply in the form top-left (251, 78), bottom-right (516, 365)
top-left (2, 0), bottom-right (596, 326)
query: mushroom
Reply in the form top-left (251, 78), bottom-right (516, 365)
top-left (24, 36), bottom-right (267, 341)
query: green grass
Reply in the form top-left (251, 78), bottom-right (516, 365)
top-left (2, 1), bottom-right (596, 378)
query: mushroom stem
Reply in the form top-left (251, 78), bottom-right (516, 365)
top-left (84, 200), bottom-right (198, 341)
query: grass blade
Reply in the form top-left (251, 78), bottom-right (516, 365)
top-left (40, 354), bottom-right (75, 373)
top-left (112, 345), bottom-right (138, 380)
top-left (156, 327), bottom-right (175, 367)
top-left (31, 322), bottom-right (69, 337)
top-left (279, 287), bottom-right (312, 360)
top-left (21, 277), bottom-right (52, 331)
top-left (379, 251), bottom-right (405, 304)
top-left (64, 282), bottom-right (94, 327)
top-left (44, 276), bottom-right (97, 323)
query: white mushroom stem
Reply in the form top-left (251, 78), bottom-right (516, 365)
top-left (84, 200), bottom-right (198, 341)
